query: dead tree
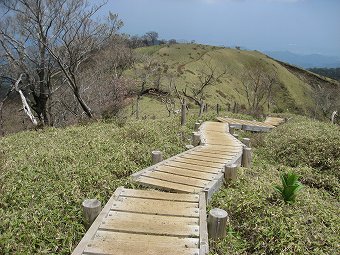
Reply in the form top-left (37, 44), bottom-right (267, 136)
top-left (182, 59), bottom-right (226, 117)
top-left (240, 61), bottom-right (278, 114)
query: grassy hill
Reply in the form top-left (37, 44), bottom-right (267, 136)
top-left (128, 44), bottom-right (339, 120)
top-left (0, 112), bottom-right (339, 254)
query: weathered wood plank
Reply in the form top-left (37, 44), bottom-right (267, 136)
top-left (141, 171), bottom-right (209, 188)
top-left (189, 150), bottom-right (238, 159)
top-left (136, 176), bottom-right (200, 193)
top-left (100, 211), bottom-right (199, 237)
top-left (72, 187), bottom-right (124, 255)
top-left (119, 189), bottom-right (199, 202)
top-left (172, 157), bottom-right (224, 168)
top-left (84, 231), bottom-right (200, 255)
top-left (156, 165), bottom-right (216, 181)
top-left (164, 161), bottom-right (222, 173)
top-left (111, 197), bottom-right (199, 217)
top-left (179, 153), bottom-right (231, 164)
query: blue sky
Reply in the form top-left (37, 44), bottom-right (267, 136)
top-left (103, 0), bottom-right (340, 56)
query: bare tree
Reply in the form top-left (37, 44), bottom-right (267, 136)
top-left (239, 61), bottom-right (278, 114)
top-left (182, 59), bottom-right (226, 116)
top-left (0, 0), bottom-right (122, 123)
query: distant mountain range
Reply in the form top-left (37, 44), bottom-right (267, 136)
top-left (264, 51), bottom-right (340, 69)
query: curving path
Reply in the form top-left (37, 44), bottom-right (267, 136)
top-left (72, 119), bottom-right (283, 255)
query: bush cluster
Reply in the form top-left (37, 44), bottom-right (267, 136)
top-left (264, 116), bottom-right (340, 176)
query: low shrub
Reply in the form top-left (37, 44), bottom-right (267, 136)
top-left (264, 116), bottom-right (340, 177)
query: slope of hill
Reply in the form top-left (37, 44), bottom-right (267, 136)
top-left (129, 44), bottom-right (339, 119)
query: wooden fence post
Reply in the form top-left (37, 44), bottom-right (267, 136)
top-left (194, 122), bottom-right (200, 131)
top-left (242, 147), bottom-right (252, 168)
top-left (242, 138), bottom-right (251, 148)
top-left (192, 132), bottom-right (201, 146)
top-left (224, 164), bottom-right (238, 182)
top-left (216, 104), bottom-right (220, 115)
top-left (208, 208), bottom-right (229, 240)
top-left (181, 100), bottom-right (186, 126)
top-left (136, 97), bottom-right (140, 119)
top-left (229, 125), bottom-right (234, 135)
top-left (82, 199), bottom-right (101, 230)
top-left (151, 150), bottom-right (163, 164)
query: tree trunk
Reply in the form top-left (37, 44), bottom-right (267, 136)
top-left (73, 88), bottom-right (93, 118)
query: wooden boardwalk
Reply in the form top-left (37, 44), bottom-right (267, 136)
top-left (72, 187), bottom-right (208, 255)
top-left (132, 121), bottom-right (243, 200)
top-left (72, 119), bottom-right (284, 255)
top-left (216, 116), bottom-right (284, 132)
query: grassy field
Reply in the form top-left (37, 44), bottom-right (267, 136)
top-left (1, 113), bottom-right (339, 254)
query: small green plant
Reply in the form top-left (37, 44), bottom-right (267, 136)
top-left (274, 172), bottom-right (303, 203)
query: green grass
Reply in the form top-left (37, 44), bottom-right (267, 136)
top-left (1, 113), bottom-right (339, 254)
top-left (209, 115), bottom-right (340, 254)
top-left (0, 116), bottom-right (198, 254)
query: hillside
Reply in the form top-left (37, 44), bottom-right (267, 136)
top-left (129, 44), bottom-right (339, 120)
top-left (0, 113), bottom-right (339, 254)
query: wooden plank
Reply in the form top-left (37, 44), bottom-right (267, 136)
top-left (141, 171), bottom-right (209, 188)
top-left (84, 231), bottom-right (200, 255)
top-left (120, 189), bottom-right (199, 202)
top-left (164, 161), bottom-right (222, 174)
top-left (156, 165), bottom-right (216, 181)
top-left (100, 211), bottom-right (199, 237)
top-left (111, 197), bottom-right (199, 217)
top-left (199, 192), bottom-right (209, 255)
top-left (72, 187), bottom-right (124, 255)
top-left (136, 176), bottom-right (200, 193)
top-left (172, 157), bottom-right (224, 168)
top-left (189, 150), bottom-right (238, 159)
top-left (179, 153), bottom-right (231, 164)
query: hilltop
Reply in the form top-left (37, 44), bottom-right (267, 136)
top-left (129, 44), bottom-right (339, 120)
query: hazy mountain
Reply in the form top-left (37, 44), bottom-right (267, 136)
top-left (264, 51), bottom-right (340, 69)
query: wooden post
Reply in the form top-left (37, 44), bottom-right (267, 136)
top-left (82, 199), bottom-right (101, 230)
top-left (192, 132), bottom-right (201, 146)
top-left (229, 125), bottom-right (234, 135)
top-left (331, 111), bottom-right (337, 124)
top-left (242, 138), bottom-right (251, 148)
top-left (194, 122), bottom-right (200, 131)
top-left (224, 164), bottom-right (238, 182)
top-left (181, 100), bottom-right (186, 126)
top-left (242, 147), bottom-right (252, 168)
top-left (199, 101), bottom-right (204, 117)
top-left (151, 150), bottom-right (163, 164)
top-left (136, 97), bottom-right (140, 119)
top-left (216, 104), bottom-right (220, 115)
top-left (185, 144), bottom-right (194, 150)
top-left (208, 208), bottom-right (229, 240)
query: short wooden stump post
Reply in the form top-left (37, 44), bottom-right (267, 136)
top-left (185, 144), bottom-right (194, 150)
top-left (242, 138), bottom-right (251, 148)
top-left (242, 147), bottom-right (252, 168)
top-left (194, 122), bottom-right (200, 131)
top-left (82, 199), bottom-right (101, 230)
top-left (208, 208), bottom-right (229, 240)
top-left (224, 164), bottom-right (238, 182)
top-left (192, 132), bottom-right (201, 146)
top-left (151, 150), bottom-right (163, 164)
top-left (181, 100), bottom-right (186, 126)
top-left (229, 125), bottom-right (235, 135)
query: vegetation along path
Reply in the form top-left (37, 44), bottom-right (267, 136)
top-left (72, 119), bottom-right (283, 255)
